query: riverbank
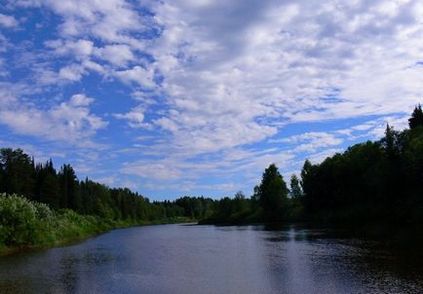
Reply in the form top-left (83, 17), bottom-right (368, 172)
top-left (0, 218), bottom-right (193, 257)
top-left (0, 194), bottom-right (193, 256)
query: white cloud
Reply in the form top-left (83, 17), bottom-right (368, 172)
top-left (96, 44), bottom-right (134, 66)
top-left (121, 146), bottom-right (295, 195)
top-left (0, 92), bottom-right (107, 146)
top-left (20, 0), bottom-right (147, 42)
top-left (45, 39), bottom-right (94, 59)
top-left (278, 132), bottom-right (344, 153)
top-left (0, 13), bottom-right (18, 28)
top-left (113, 106), bottom-right (147, 128)
top-left (58, 64), bottom-right (85, 81)
top-left (4, 0), bottom-right (423, 195)
top-left (0, 34), bottom-right (8, 53)
top-left (70, 93), bottom-right (94, 106)
top-left (140, 0), bottom-right (423, 159)
top-left (115, 66), bottom-right (156, 88)
top-left (307, 148), bottom-right (344, 165)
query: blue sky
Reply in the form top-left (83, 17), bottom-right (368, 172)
top-left (1, 0), bottom-right (422, 200)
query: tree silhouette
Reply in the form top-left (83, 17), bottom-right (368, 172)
top-left (255, 163), bottom-right (288, 221)
top-left (409, 104), bottom-right (423, 129)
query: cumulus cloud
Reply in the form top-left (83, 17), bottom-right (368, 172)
top-left (0, 13), bottom-right (18, 28)
top-left (45, 39), bottom-right (94, 59)
top-left (3, 0), bottom-right (423, 196)
top-left (115, 66), bottom-right (156, 88)
top-left (0, 91), bottom-right (107, 147)
top-left (58, 64), bottom-right (85, 81)
top-left (141, 0), bottom-right (423, 158)
top-left (96, 44), bottom-right (134, 66)
top-left (113, 106), bottom-right (147, 128)
top-left (16, 0), bottom-right (148, 42)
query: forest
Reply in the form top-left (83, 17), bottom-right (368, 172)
top-left (202, 104), bottom-right (423, 225)
top-left (0, 150), bottom-right (211, 250)
top-left (1, 105), bottom-right (423, 250)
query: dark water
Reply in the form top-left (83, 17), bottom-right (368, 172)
top-left (1, 224), bottom-right (423, 294)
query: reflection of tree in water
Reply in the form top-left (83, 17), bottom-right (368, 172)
top-left (59, 254), bottom-right (79, 294)
top-left (260, 225), bottom-right (423, 293)
top-left (0, 254), bottom-right (43, 294)
top-left (0, 279), bottom-right (30, 294)
top-left (58, 249), bottom-right (115, 294)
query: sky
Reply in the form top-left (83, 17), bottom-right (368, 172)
top-left (0, 0), bottom-right (422, 200)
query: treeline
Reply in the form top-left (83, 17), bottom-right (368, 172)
top-left (200, 166), bottom-right (303, 224)
top-left (0, 150), bottom-right (207, 223)
top-left (202, 104), bottom-right (423, 225)
top-left (301, 105), bottom-right (423, 224)
top-left (2, 104), bottom-right (423, 228)
top-left (0, 151), bottom-right (159, 221)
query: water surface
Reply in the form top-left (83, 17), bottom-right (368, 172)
top-left (1, 224), bottom-right (422, 293)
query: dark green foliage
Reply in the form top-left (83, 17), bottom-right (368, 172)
top-left (40, 172), bottom-right (60, 209)
top-left (300, 107), bottom-right (423, 224)
top-left (381, 124), bottom-right (402, 159)
top-left (409, 104), bottom-right (423, 129)
top-left (289, 175), bottom-right (302, 198)
top-left (0, 194), bottom-right (39, 246)
top-left (199, 194), bottom-right (258, 225)
top-left (203, 104), bottom-right (423, 225)
top-left (202, 166), bottom-right (293, 224)
top-left (254, 164), bottom-right (289, 221)
top-left (0, 194), bottom-right (140, 250)
top-left (2, 105), bottom-right (423, 231)
top-left (174, 196), bottom-right (214, 219)
top-left (58, 164), bottom-right (78, 210)
top-left (0, 149), bottom-right (34, 197)
top-left (0, 149), bottom-right (193, 226)
top-left (301, 141), bottom-right (384, 221)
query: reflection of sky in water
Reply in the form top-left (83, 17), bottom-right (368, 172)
top-left (0, 224), bottom-right (423, 294)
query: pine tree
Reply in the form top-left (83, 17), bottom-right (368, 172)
top-left (409, 104), bottom-right (423, 129)
top-left (382, 124), bottom-right (400, 159)
top-left (58, 164), bottom-right (78, 209)
top-left (0, 148), bottom-right (35, 197)
top-left (36, 159), bottom-right (60, 208)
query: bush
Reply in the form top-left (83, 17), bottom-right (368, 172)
top-left (0, 194), bottom-right (38, 246)
top-left (0, 194), bottom-right (114, 250)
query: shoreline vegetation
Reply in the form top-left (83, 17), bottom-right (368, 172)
top-left (1, 105), bottom-right (423, 254)
top-left (0, 194), bottom-right (192, 256)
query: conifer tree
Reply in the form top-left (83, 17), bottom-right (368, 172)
top-left (408, 104), bottom-right (423, 129)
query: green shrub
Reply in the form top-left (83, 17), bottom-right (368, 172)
top-left (0, 194), bottom-right (38, 246)
top-left (33, 201), bottom-right (54, 221)
top-left (0, 194), bottom-right (115, 250)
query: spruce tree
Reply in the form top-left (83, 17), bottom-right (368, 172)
top-left (59, 164), bottom-right (78, 209)
top-left (409, 104), bottom-right (423, 129)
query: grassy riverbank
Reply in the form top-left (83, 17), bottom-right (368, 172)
top-left (0, 194), bottom-right (192, 256)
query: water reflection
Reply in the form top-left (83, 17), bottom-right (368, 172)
top-left (1, 224), bottom-right (423, 293)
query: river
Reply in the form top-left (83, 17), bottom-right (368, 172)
top-left (1, 224), bottom-right (422, 293)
